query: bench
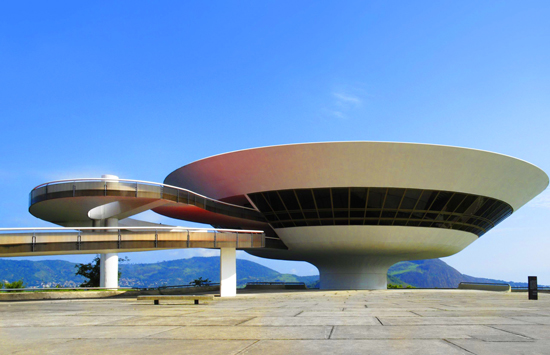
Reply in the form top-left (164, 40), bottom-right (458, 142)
top-left (137, 295), bottom-right (215, 305)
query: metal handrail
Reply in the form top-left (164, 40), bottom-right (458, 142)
top-left (0, 286), bottom-right (134, 292)
top-left (0, 226), bottom-right (264, 234)
top-left (31, 177), bottom-right (258, 212)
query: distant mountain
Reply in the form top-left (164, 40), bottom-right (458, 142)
top-left (388, 259), bottom-right (535, 288)
top-left (0, 256), bottom-right (539, 289)
top-left (0, 259), bottom-right (85, 288)
top-left (118, 257), bottom-right (318, 288)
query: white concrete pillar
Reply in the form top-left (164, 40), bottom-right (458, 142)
top-left (100, 217), bottom-right (119, 289)
top-left (102, 253), bottom-right (119, 289)
top-left (220, 248), bottom-right (237, 297)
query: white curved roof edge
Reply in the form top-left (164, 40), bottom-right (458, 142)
top-left (168, 141), bottom-right (548, 184)
top-left (163, 141), bottom-right (548, 211)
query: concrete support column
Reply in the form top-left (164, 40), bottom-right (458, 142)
top-left (100, 217), bottom-right (119, 289)
top-left (312, 255), bottom-right (400, 290)
top-left (101, 253), bottom-right (119, 289)
top-left (220, 248), bottom-right (236, 297)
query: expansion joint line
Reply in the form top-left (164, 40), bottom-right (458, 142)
top-left (442, 339), bottom-right (476, 354)
top-left (233, 317), bottom-right (256, 326)
top-left (485, 325), bottom-right (536, 340)
top-left (326, 326), bottom-right (335, 339)
top-left (235, 340), bottom-right (260, 354)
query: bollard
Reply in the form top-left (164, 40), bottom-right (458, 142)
top-left (528, 276), bottom-right (538, 300)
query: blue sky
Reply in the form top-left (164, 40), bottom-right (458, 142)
top-left (1, 1), bottom-right (549, 283)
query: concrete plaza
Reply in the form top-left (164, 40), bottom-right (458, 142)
top-left (1, 289), bottom-right (549, 355)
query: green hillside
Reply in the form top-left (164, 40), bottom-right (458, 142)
top-left (0, 256), bottom-right (537, 289)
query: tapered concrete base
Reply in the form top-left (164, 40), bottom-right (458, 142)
top-left (313, 255), bottom-right (399, 290)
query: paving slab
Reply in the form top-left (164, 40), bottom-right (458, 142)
top-left (106, 315), bottom-right (253, 326)
top-left (0, 315), bottom-right (134, 327)
top-left (149, 325), bottom-right (333, 340)
top-left (491, 324), bottom-right (550, 340)
top-left (509, 316), bottom-right (550, 325)
top-left (331, 325), bottom-right (531, 341)
top-left (240, 339), bottom-right (470, 355)
top-left (241, 316), bottom-right (381, 326)
top-left (8, 339), bottom-right (256, 355)
top-left (0, 325), bottom-right (180, 341)
top-left (378, 316), bottom-right (530, 325)
top-left (448, 339), bottom-right (549, 355)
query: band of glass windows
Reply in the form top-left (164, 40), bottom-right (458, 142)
top-left (247, 187), bottom-right (513, 237)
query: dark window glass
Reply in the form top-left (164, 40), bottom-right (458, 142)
top-left (385, 189), bottom-right (403, 209)
top-left (401, 189), bottom-right (422, 210)
top-left (276, 212), bottom-right (291, 221)
top-left (445, 193), bottom-right (466, 213)
top-left (368, 188), bottom-right (385, 209)
top-left (365, 211), bottom-right (379, 218)
top-left (424, 213), bottom-right (438, 220)
top-left (304, 211), bottom-right (318, 219)
top-left (249, 187), bottom-right (512, 237)
top-left (396, 211), bottom-right (410, 219)
top-left (381, 211), bottom-right (396, 218)
top-left (264, 191), bottom-right (285, 211)
top-left (334, 210), bottom-right (348, 218)
top-left (350, 188), bottom-right (367, 208)
top-left (314, 189), bottom-right (332, 209)
top-left (430, 191), bottom-right (452, 211)
top-left (278, 190), bottom-right (300, 211)
top-left (248, 193), bottom-right (270, 212)
top-left (454, 195), bottom-right (477, 214)
top-left (296, 189), bottom-right (316, 210)
top-left (415, 190), bottom-right (434, 211)
top-left (479, 201), bottom-right (499, 219)
top-left (332, 188), bottom-right (349, 209)
top-left (464, 196), bottom-right (486, 215)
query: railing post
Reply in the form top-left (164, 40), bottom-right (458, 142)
top-left (77, 231), bottom-right (81, 251)
top-left (118, 228), bottom-right (121, 249)
top-left (155, 230), bottom-right (158, 248)
top-left (236, 232), bottom-right (239, 249)
top-left (214, 230), bottom-right (217, 248)
top-left (187, 230), bottom-right (190, 248)
top-left (31, 231), bottom-right (36, 252)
